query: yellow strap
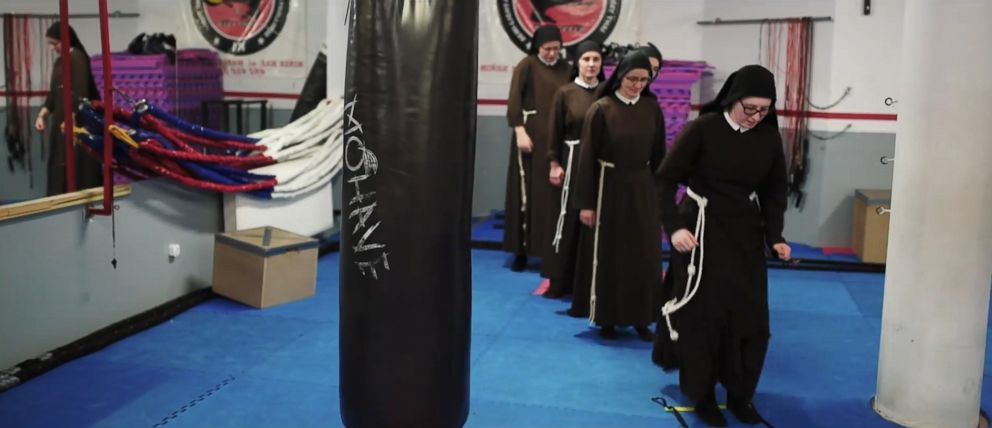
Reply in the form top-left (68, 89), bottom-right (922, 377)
top-left (108, 125), bottom-right (140, 149)
top-left (71, 126), bottom-right (91, 147)
top-left (665, 404), bottom-right (728, 413)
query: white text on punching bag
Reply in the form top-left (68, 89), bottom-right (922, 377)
top-left (344, 94), bottom-right (390, 279)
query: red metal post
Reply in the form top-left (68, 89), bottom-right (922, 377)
top-left (87, 0), bottom-right (114, 216)
top-left (58, 0), bottom-right (75, 192)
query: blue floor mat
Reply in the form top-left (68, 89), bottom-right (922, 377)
top-left (0, 250), bottom-right (979, 427)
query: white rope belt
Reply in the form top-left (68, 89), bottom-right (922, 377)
top-left (522, 109), bottom-right (537, 125)
top-left (552, 139), bottom-right (580, 253)
top-left (516, 109), bottom-right (537, 245)
top-left (661, 187), bottom-right (708, 341)
top-left (588, 159), bottom-right (615, 325)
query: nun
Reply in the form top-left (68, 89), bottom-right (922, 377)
top-left (503, 25), bottom-right (572, 271)
top-left (540, 40), bottom-right (605, 298)
top-left (570, 51), bottom-right (666, 341)
top-left (638, 42), bottom-right (663, 81)
top-left (652, 64), bottom-right (791, 426)
top-left (34, 23), bottom-right (102, 195)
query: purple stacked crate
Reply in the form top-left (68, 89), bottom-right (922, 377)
top-left (655, 62), bottom-right (709, 210)
top-left (653, 63), bottom-right (710, 147)
top-left (91, 49), bottom-right (223, 129)
top-left (176, 49), bottom-right (224, 128)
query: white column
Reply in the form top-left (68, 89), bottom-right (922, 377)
top-left (874, 1), bottom-right (992, 427)
top-left (325, 0), bottom-right (350, 98)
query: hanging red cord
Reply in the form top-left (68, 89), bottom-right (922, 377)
top-left (780, 18), bottom-right (813, 204)
top-left (135, 139), bottom-right (274, 167)
top-left (142, 114), bottom-right (267, 152)
top-left (128, 148), bottom-right (276, 192)
top-left (92, 100), bottom-right (267, 152)
top-left (22, 16), bottom-right (32, 144)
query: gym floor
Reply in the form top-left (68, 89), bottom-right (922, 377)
top-left (1, 239), bottom-right (990, 427)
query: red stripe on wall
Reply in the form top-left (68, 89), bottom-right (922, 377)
top-left (222, 91), bottom-right (300, 100)
top-left (478, 98), bottom-right (508, 106)
top-left (0, 92), bottom-right (899, 121)
top-left (0, 90), bottom-right (304, 100)
top-left (480, 98), bottom-right (897, 121)
top-left (783, 110), bottom-right (898, 121)
top-left (692, 105), bottom-right (897, 121)
top-left (0, 90), bottom-right (50, 97)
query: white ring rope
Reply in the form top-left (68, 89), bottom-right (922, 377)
top-left (660, 187), bottom-right (708, 341)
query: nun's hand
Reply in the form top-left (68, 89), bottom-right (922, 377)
top-left (579, 209), bottom-right (596, 227)
top-left (549, 162), bottom-right (564, 187)
top-left (670, 229), bottom-right (698, 253)
top-left (515, 129), bottom-right (534, 154)
top-left (35, 108), bottom-right (48, 132)
top-left (772, 242), bottom-right (792, 261)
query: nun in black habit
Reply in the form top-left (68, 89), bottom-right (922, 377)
top-left (504, 25), bottom-right (572, 271)
top-left (569, 51), bottom-right (666, 340)
top-left (638, 42), bottom-right (663, 81)
top-left (652, 64), bottom-right (791, 426)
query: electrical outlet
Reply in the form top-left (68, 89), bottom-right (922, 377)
top-left (168, 243), bottom-right (181, 258)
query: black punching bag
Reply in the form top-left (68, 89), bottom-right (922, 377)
top-left (339, 1), bottom-right (477, 427)
top-left (289, 50), bottom-right (327, 121)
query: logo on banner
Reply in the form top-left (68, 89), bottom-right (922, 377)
top-left (191, 0), bottom-right (290, 56)
top-left (497, 0), bottom-right (621, 53)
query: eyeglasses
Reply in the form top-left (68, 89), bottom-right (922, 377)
top-left (623, 75), bottom-right (651, 85)
top-left (739, 101), bottom-right (771, 117)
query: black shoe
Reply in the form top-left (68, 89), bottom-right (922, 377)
top-left (565, 308), bottom-right (587, 318)
top-left (542, 281), bottom-right (564, 298)
top-left (599, 325), bottom-right (618, 340)
top-left (510, 255), bottom-right (527, 272)
top-left (634, 325), bottom-right (655, 342)
top-left (695, 396), bottom-right (728, 427)
top-left (728, 400), bottom-right (762, 425)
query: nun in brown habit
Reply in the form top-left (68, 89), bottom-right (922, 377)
top-left (34, 23), bottom-right (102, 196)
top-left (569, 51), bottom-right (666, 341)
top-left (652, 64), bottom-right (791, 426)
top-left (503, 25), bottom-right (571, 271)
top-left (540, 40), bottom-right (604, 298)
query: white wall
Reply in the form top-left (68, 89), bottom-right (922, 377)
top-left (641, 2), bottom-right (705, 61)
top-left (0, 178), bottom-right (221, 369)
top-left (824, 0), bottom-right (904, 133)
top-left (696, 0), bottom-right (905, 133)
top-left (700, 0), bottom-right (835, 126)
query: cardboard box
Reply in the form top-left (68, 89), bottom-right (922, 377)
top-left (852, 189), bottom-right (891, 264)
top-left (212, 226), bottom-right (318, 308)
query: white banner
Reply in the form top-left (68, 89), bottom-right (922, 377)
top-left (479, 0), bottom-right (641, 96)
top-left (179, 0), bottom-right (307, 79)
